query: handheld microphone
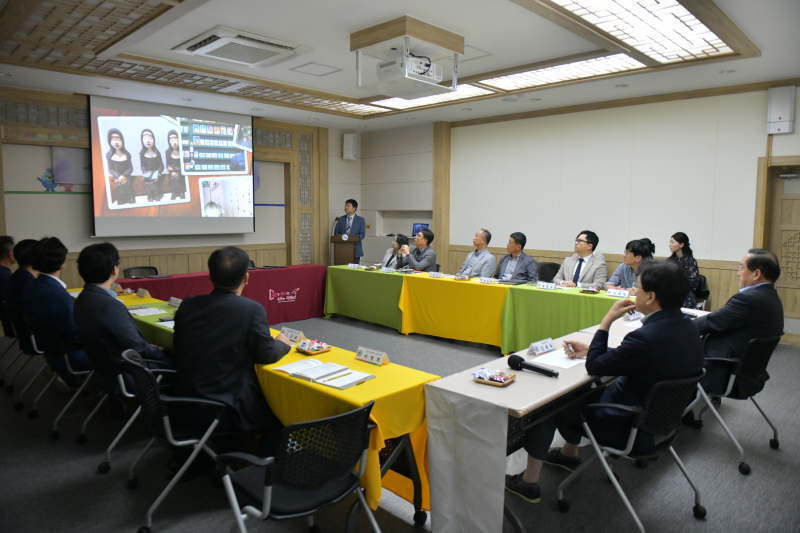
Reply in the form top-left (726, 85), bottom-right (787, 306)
top-left (508, 354), bottom-right (559, 378)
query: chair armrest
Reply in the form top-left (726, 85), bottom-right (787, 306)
top-left (216, 452), bottom-right (274, 468)
top-left (704, 357), bottom-right (740, 365)
top-left (159, 395), bottom-right (225, 408)
top-left (141, 358), bottom-right (171, 366)
top-left (585, 403), bottom-right (643, 414)
top-left (150, 368), bottom-right (176, 374)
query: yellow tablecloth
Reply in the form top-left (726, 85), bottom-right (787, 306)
top-left (255, 341), bottom-right (438, 510)
top-left (399, 274), bottom-right (510, 346)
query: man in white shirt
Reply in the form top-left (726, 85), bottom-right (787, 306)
top-left (457, 229), bottom-right (497, 278)
top-left (552, 230), bottom-right (608, 289)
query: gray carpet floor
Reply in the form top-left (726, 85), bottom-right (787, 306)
top-left (1, 315), bottom-right (799, 533)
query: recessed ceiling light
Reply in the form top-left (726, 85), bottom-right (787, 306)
top-left (530, 98), bottom-right (542, 101)
top-left (308, 117), bottom-right (319, 121)
top-left (0, 73), bottom-right (12, 77)
top-left (461, 108), bottom-right (473, 111)
top-left (405, 117), bottom-right (417, 120)
top-left (182, 98), bottom-right (192, 102)
top-left (719, 69), bottom-right (736, 74)
top-left (96, 85), bottom-right (110, 89)
top-left (251, 108), bottom-right (262, 111)
top-left (357, 125), bottom-right (368, 128)
top-left (502, 96), bottom-right (520, 103)
top-left (373, 84), bottom-right (494, 110)
top-left (615, 84), bottom-right (629, 88)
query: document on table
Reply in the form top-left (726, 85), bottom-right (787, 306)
top-left (159, 321), bottom-right (175, 330)
top-left (625, 319), bottom-right (643, 329)
top-left (129, 308), bottom-right (168, 317)
top-left (533, 348), bottom-right (585, 369)
top-left (273, 359), bottom-right (348, 381)
top-left (317, 370), bottom-right (375, 390)
top-left (69, 290), bottom-right (82, 299)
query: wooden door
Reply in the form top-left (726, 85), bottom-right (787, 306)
top-left (767, 163), bottom-right (800, 318)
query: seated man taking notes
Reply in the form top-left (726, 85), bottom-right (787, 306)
top-left (457, 229), bottom-right (496, 277)
top-left (553, 230), bottom-right (607, 289)
top-left (505, 260), bottom-right (704, 503)
top-left (494, 232), bottom-right (538, 282)
top-left (397, 228), bottom-right (437, 272)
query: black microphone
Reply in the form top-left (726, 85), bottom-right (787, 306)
top-left (508, 354), bottom-right (559, 378)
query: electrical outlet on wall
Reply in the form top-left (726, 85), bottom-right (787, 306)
top-left (366, 223), bottom-right (371, 229)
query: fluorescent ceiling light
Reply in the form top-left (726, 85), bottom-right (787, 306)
top-left (372, 84), bottom-right (495, 110)
top-left (481, 54), bottom-right (645, 91)
top-left (550, 0), bottom-right (734, 64)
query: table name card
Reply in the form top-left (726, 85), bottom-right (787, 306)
top-left (168, 297), bottom-right (182, 307)
top-left (297, 339), bottom-right (312, 351)
top-left (429, 272), bottom-right (444, 278)
top-left (356, 346), bottom-right (390, 366)
top-left (110, 283), bottom-right (122, 291)
top-left (607, 288), bottom-right (630, 298)
top-left (537, 282), bottom-right (556, 290)
top-left (479, 277), bottom-right (495, 285)
top-left (136, 288), bottom-right (150, 298)
top-left (381, 267), bottom-right (395, 273)
top-left (348, 263), bottom-right (360, 269)
top-left (528, 337), bottom-right (555, 356)
top-left (281, 327), bottom-right (305, 343)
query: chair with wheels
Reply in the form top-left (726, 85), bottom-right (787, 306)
top-left (123, 266), bottom-right (158, 278)
top-left (217, 401), bottom-right (382, 533)
top-left (536, 262), bottom-right (560, 283)
top-left (121, 349), bottom-right (225, 533)
top-left (2, 303), bottom-right (50, 411)
top-left (557, 371), bottom-right (707, 533)
top-left (686, 336), bottom-right (782, 475)
top-left (29, 321), bottom-right (93, 439)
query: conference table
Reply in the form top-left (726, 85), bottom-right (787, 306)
top-left (117, 265), bottom-right (327, 325)
top-left (101, 292), bottom-right (437, 514)
top-left (325, 265), bottom-right (625, 353)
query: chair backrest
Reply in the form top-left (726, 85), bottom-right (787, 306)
top-left (275, 401), bottom-right (374, 489)
top-left (537, 262), bottom-right (560, 283)
top-left (735, 336), bottom-right (781, 384)
top-left (636, 371), bottom-right (705, 437)
top-left (248, 259), bottom-right (256, 268)
top-left (29, 321), bottom-right (69, 359)
top-left (694, 274), bottom-right (710, 300)
top-left (121, 349), bottom-right (166, 436)
top-left (123, 266), bottom-right (158, 278)
top-left (1, 303), bottom-right (36, 354)
top-left (433, 264), bottom-right (441, 272)
top-left (0, 303), bottom-right (16, 338)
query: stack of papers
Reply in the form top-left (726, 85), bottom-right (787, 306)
top-left (273, 359), bottom-right (375, 389)
top-left (129, 308), bottom-right (168, 317)
top-left (533, 348), bottom-right (585, 369)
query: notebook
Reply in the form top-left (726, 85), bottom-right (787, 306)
top-left (316, 370), bottom-right (375, 390)
top-left (273, 359), bottom-right (347, 381)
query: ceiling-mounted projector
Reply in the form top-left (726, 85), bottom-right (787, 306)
top-left (375, 55), bottom-right (448, 98)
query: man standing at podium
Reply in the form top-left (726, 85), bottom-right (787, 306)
top-left (334, 199), bottom-right (366, 262)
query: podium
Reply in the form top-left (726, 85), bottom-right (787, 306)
top-left (330, 234), bottom-right (361, 265)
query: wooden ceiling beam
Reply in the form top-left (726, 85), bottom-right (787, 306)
top-left (680, 0), bottom-right (761, 58)
top-left (0, 0), bottom-right (47, 46)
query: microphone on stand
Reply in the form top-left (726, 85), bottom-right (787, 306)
top-left (508, 354), bottom-right (559, 378)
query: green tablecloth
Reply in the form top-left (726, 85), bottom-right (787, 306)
top-left (130, 301), bottom-right (178, 351)
top-left (324, 266), bottom-right (405, 332)
top-left (501, 287), bottom-right (621, 353)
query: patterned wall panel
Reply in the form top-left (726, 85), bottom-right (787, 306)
top-left (0, 100), bottom-right (87, 127)
top-left (299, 213), bottom-right (312, 264)
top-left (298, 133), bottom-right (311, 206)
top-left (255, 129), bottom-right (292, 148)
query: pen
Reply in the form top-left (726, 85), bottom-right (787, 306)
top-left (323, 372), bottom-right (351, 382)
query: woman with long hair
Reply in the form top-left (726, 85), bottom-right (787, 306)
top-left (106, 128), bottom-right (135, 205)
top-left (668, 232), bottom-right (699, 308)
top-left (139, 128), bottom-right (164, 202)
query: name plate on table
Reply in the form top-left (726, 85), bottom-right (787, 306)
top-left (607, 288), bottom-right (630, 298)
top-left (136, 288), bottom-right (150, 298)
top-left (536, 281), bottom-right (556, 290)
top-left (528, 337), bottom-right (555, 356)
top-left (356, 346), bottom-right (390, 366)
top-left (381, 267), bottom-right (395, 273)
top-left (110, 283), bottom-right (122, 291)
top-left (479, 277), bottom-right (495, 285)
top-left (429, 272), bottom-right (444, 278)
top-left (281, 327), bottom-right (305, 343)
top-left (348, 263), bottom-right (360, 269)
top-left (168, 297), bottom-right (182, 307)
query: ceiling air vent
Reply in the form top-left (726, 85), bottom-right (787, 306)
top-left (173, 26), bottom-right (312, 68)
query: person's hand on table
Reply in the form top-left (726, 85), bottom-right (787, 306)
top-left (600, 299), bottom-right (637, 330)
top-left (563, 340), bottom-right (589, 359)
top-left (560, 281), bottom-right (577, 288)
top-left (275, 332), bottom-right (292, 346)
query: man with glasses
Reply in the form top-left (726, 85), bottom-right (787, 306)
top-left (553, 230), bottom-right (607, 289)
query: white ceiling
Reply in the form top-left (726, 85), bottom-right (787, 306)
top-left (0, 0), bottom-right (798, 132)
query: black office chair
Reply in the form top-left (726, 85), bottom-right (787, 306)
top-left (433, 264), bottom-right (441, 272)
top-left (557, 371), bottom-right (707, 533)
top-left (123, 266), bottom-right (158, 278)
top-left (537, 262), bottom-right (560, 283)
top-left (694, 274), bottom-right (710, 310)
top-left (248, 259), bottom-right (256, 268)
top-left (29, 321), bottom-right (93, 440)
top-left (0, 303), bottom-right (31, 390)
top-left (121, 349), bottom-right (225, 533)
top-left (686, 336), bottom-right (781, 475)
top-left (217, 401), bottom-right (381, 533)
top-left (2, 303), bottom-right (51, 414)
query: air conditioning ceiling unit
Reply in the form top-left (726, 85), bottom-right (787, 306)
top-left (173, 26), bottom-right (312, 68)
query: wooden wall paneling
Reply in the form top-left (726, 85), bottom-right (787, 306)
top-left (149, 253), bottom-right (189, 276)
top-left (753, 156), bottom-right (770, 248)
top-left (188, 252), bottom-right (210, 273)
top-left (349, 16), bottom-right (465, 55)
top-left (0, 124), bottom-right (90, 148)
top-left (0, 87), bottom-right (87, 109)
top-left (432, 122), bottom-right (451, 273)
top-left (317, 127), bottom-right (329, 265)
top-left (0, 137), bottom-right (5, 236)
top-left (285, 156), bottom-right (299, 265)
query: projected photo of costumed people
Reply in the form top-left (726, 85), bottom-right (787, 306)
top-left (106, 129), bottom-right (135, 205)
top-left (139, 128), bottom-right (164, 203)
top-left (165, 130), bottom-right (186, 200)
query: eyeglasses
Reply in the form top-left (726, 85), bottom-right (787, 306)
top-left (575, 239), bottom-right (588, 244)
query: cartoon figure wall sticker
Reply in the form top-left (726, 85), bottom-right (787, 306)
top-left (36, 169), bottom-right (58, 192)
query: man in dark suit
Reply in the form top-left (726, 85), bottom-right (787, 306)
top-left (694, 249), bottom-right (784, 397)
top-left (73, 243), bottom-right (170, 391)
top-left (506, 260), bottom-right (704, 503)
top-left (0, 236), bottom-right (15, 336)
top-left (22, 237), bottom-right (91, 374)
top-left (494, 232), bottom-right (538, 282)
top-left (172, 246), bottom-right (292, 435)
top-left (4, 240), bottom-right (38, 309)
top-left (334, 198), bottom-right (366, 261)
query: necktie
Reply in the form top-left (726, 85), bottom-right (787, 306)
top-left (572, 258), bottom-right (584, 284)
top-left (345, 217), bottom-right (352, 233)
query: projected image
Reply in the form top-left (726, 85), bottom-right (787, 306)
top-left (201, 178), bottom-right (254, 218)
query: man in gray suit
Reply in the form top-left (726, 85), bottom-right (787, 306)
top-left (553, 230), bottom-right (608, 289)
top-left (397, 228), bottom-right (437, 272)
top-left (494, 232), bottom-right (538, 282)
top-left (457, 229), bottom-right (497, 277)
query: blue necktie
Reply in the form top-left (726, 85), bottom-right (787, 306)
top-left (572, 258), bottom-right (584, 284)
